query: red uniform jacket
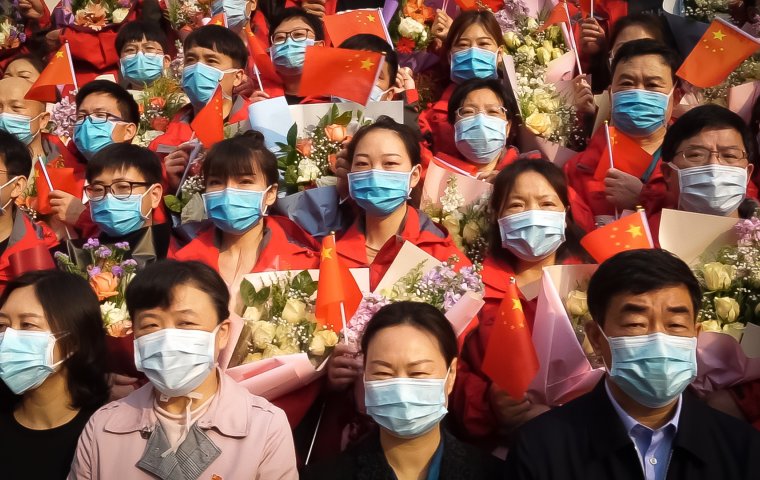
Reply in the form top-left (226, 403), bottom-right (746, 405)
top-left (0, 211), bottom-right (59, 292)
top-left (336, 206), bottom-right (470, 291)
top-left (171, 215), bottom-right (320, 428)
top-left (418, 84), bottom-right (457, 159)
top-left (731, 379), bottom-right (760, 431)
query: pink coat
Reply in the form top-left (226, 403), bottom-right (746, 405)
top-left (68, 370), bottom-right (298, 480)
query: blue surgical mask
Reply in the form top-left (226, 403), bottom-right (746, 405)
top-left (369, 85), bottom-right (388, 102)
top-left (120, 52), bottom-right (164, 86)
top-left (0, 112), bottom-right (40, 145)
top-left (605, 332), bottom-right (697, 408)
top-left (182, 62), bottom-right (232, 107)
top-left (499, 210), bottom-right (566, 261)
top-left (450, 47), bottom-right (498, 84)
top-left (270, 38), bottom-right (314, 76)
top-left (202, 186), bottom-right (270, 235)
top-left (212, 0), bottom-right (248, 30)
top-left (0, 328), bottom-right (65, 395)
top-left (90, 190), bottom-right (152, 237)
top-left (73, 117), bottom-right (117, 159)
top-left (134, 327), bottom-right (218, 398)
top-left (454, 113), bottom-right (508, 164)
top-left (670, 163), bottom-right (747, 216)
top-left (348, 169), bottom-right (413, 217)
top-left (611, 89), bottom-right (670, 137)
top-left (364, 371), bottom-right (450, 438)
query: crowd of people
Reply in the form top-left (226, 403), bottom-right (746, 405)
top-left (1, 0), bottom-right (760, 478)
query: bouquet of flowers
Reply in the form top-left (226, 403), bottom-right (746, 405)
top-left (276, 105), bottom-right (365, 194)
top-left (389, 0), bottom-right (438, 71)
top-left (684, 0), bottom-right (732, 24)
top-left (133, 77), bottom-right (187, 147)
top-left (48, 96), bottom-right (78, 140)
top-left (165, 0), bottom-right (213, 32)
top-left (61, 0), bottom-right (133, 30)
top-left (0, 14), bottom-right (24, 50)
top-left (54, 238), bottom-right (138, 337)
top-left (344, 258), bottom-right (484, 344)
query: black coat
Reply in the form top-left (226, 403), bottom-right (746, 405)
top-left (505, 379), bottom-right (760, 480)
top-left (303, 428), bottom-right (504, 480)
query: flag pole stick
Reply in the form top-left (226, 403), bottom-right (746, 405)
top-left (252, 64), bottom-right (264, 92)
top-left (604, 121), bottom-right (619, 220)
top-left (64, 42), bottom-right (78, 92)
top-left (38, 159), bottom-right (72, 240)
top-left (590, 0), bottom-right (594, 19)
top-left (305, 402), bottom-right (326, 465)
top-left (560, 21), bottom-right (583, 77)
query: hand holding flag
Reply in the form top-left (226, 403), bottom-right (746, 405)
top-left (593, 124), bottom-right (654, 181)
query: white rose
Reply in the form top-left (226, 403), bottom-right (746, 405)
top-left (112, 8), bottom-right (130, 24)
top-left (535, 47), bottom-right (552, 66)
top-left (282, 299), bottom-right (308, 323)
top-left (398, 17), bottom-right (424, 39)
top-left (722, 322), bottom-right (746, 341)
top-left (714, 297), bottom-right (740, 323)
top-left (503, 31), bottom-right (521, 50)
top-left (462, 221), bottom-right (480, 244)
top-left (703, 262), bottom-right (736, 291)
top-left (565, 290), bottom-right (589, 317)
top-left (700, 319), bottom-right (722, 332)
top-left (251, 321), bottom-right (276, 350)
top-left (296, 159), bottom-right (320, 183)
top-left (243, 305), bottom-right (263, 322)
top-left (309, 329), bottom-right (340, 356)
top-left (516, 45), bottom-right (535, 63)
top-left (526, 17), bottom-right (539, 30)
top-left (524, 112), bottom-right (553, 135)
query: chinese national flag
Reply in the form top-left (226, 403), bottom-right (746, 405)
top-left (25, 44), bottom-right (76, 102)
top-left (323, 9), bottom-right (390, 47)
top-left (315, 234), bottom-right (363, 332)
top-left (677, 17), bottom-right (760, 88)
top-left (539, 1), bottom-right (575, 32)
top-left (455, 0), bottom-right (503, 10)
top-left (297, 46), bottom-right (384, 105)
top-left (207, 12), bottom-right (227, 27)
top-left (593, 126), bottom-right (654, 181)
top-left (190, 86), bottom-right (224, 147)
top-left (580, 211), bottom-right (654, 263)
top-left (243, 24), bottom-right (280, 88)
top-left (34, 161), bottom-right (79, 215)
top-left (482, 279), bottom-right (539, 399)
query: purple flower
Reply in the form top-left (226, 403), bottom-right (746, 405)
top-left (114, 242), bottom-right (130, 251)
top-left (53, 251), bottom-right (68, 260)
top-left (83, 237), bottom-right (100, 250)
top-left (95, 246), bottom-right (112, 259)
top-left (88, 266), bottom-right (102, 277)
top-left (111, 266), bottom-right (124, 277)
top-left (121, 259), bottom-right (138, 268)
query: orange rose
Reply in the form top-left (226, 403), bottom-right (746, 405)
top-left (74, 2), bottom-right (108, 31)
top-left (149, 97), bottom-right (166, 109)
top-left (90, 272), bottom-right (119, 301)
top-left (296, 138), bottom-right (313, 157)
top-left (324, 124), bottom-right (347, 143)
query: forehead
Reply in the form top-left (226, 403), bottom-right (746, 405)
top-left (613, 54), bottom-right (672, 79)
top-left (92, 166), bottom-right (146, 182)
top-left (508, 170), bottom-right (560, 196)
top-left (136, 284), bottom-right (218, 319)
top-left (365, 325), bottom-right (446, 363)
top-left (274, 17), bottom-right (312, 33)
top-left (678, 126), bottom-right (744, 146)
top-left (0, 78), bottom-right (32, 101)
top-left (463, 87), bottom-right (502, 105)
top-left (613, 26), bottom-right (655, 51)
top-left (606, 285), bottom-right (695, 314)
top-left (78, 92), bottom-right (121, 113)
top-left (6, 58), bottom-right (37, 74)
top-left (355, 129), bottom-right (407, 154)
top-left (457, 23), bottom-right (493, 40)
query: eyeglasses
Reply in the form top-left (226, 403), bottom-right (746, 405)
top-left (121, 44), bottom-right (164, 56)
top-left (69, 112), bottom-right (124, 126)
top-left (676, 146), bottom-right (747, 166)
top-left (455, 105), bottom-right (509, 119)
top-left (85, 181), bottom-right (152, 201)
top-left (271, 28), bottom-right (314, 45)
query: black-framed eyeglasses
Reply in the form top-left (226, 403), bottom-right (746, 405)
top-left (455, 105), bottom-right (509, 119)
top-left (69, 112), bottom-right (125, 126)
top-left (271, 28), bottom-right (314, 45)
top-left (676, 146), bottom-right (747, 167)
top-left (85, 181), bottom-right (152, 201)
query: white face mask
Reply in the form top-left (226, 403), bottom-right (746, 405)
top-left (0, 175), bottom-right (20, 216)
top-left (669, 163), bottom-right (747, 216)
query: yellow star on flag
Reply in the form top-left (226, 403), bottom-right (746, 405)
top-left (512, 298), bottom-right (523, 311)
top-left (56, 51), bottom-right (64, 58)
top-left (626, 224), bottom-right (642, 238)
top-left (214, 20), bottom-right (223, 25)
top-left (713, 29), bottom-right (726, 41)
top-left (360, 58), bottom-right (375, 70)
top-left (367, 14), bottom-right (376, 22)
top-left (321, 247), bottom-right (333, 260)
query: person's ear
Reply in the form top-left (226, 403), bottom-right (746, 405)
top-left (216, 319), bottom-right (231, 352)
top-left (314, 40), bottom-right (325, 47)
top-left (163, 55), bottom-right (171, 70)
top-left (504, 120), bottom-right (511, 140)
top-left (585, 320), bottom-right (606, 355)
top-left (445, 358), bottom-right (458, 396)
top-left (263, 183), bottom-right (278, 211)
top-left (660, 161), bottom-right (674, 182)
top-left (409, 165), bottom-right (422, 189)
top-left (10, 176), bottom-right (27, 199)
top-left (35, 111), bottom-right (51, 133)
top-left (149, 183), bottom-right (163, 209)
top-left (747, 164), bottom-right (754, 182)
top-left (233, 68), bottom-right (244, 88)
top-left (118, 122), bottom-right (138, 142)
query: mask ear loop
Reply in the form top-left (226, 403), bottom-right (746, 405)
top-left (406, 166), bottom-right (421, 199)
top-left (260, 185), bottom-right (273, 216)
top-left (0, 176), bottom-right (21, 216)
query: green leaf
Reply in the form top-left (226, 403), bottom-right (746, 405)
top-left (286, 123), bottom-right (298, 144)
top-left (334, 111), bottom-right (353, 126)
top-left (253, 285), bottom-right (271, 305)
top-left (240, 279), bottom-right (256, 306)
top-left (163, 195), bottom-right (182, 213)
top-left (292, 270), bottom-right (318, 296)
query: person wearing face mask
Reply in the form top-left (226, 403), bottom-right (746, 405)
top-left (115, 21), bottom-right (171, 91)
top-left (505, 249), bottom-right (760, 480)
top-left (564, 39), bottom-right (679, 227)
top-left (69, 260), bottom-right (299, 479)
top-left (418, 10), bottom-right (506, 159)
top-left (0, 76), bottom-right (51, 158)
top-left (304, 301), bottom-right (504, 479)
top-left (151, 25), bottom-right (251, 192)
top-left (210, 0), bottom-right (257, 32)
top-left (0, 270), bottom-right (109, 480)
top-left (0, 132), bottom-right (58, 292)
top-left (450, 159), bottom-right (592, 450)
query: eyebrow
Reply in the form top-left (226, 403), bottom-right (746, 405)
top-left (354, 153), bottom-right (403, 158)
top-left (408, 359), bottom-right (435, 367)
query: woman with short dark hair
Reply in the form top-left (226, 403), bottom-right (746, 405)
top-left (0, 270), bottom-right (109, 480)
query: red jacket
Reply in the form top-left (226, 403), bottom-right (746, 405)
top-left (731, 379), bottom-right (760, 431)
top-left (336, 206), bottom-right (470, 291)
top-left (418, 84), bottom-right (457, 159)
top-left (0, 211), bottom-right (58, 292)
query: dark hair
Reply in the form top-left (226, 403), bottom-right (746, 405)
top-left (269, 7), bottom-right (325, 41)
top-left (75, 80), bottom-right (140, 125)
top-left (488, 159), bottom-right (588, 264)
top-left (115, 20), bottom-right (169, 55)
top-left (587, 249), bottom-right (701, 326)
top-left (126, 260), bottom-right (230, 323)
top-left (611, 39), bottom-right (679, 82)
top-left (339, 34), bottom-right (398, 86)
top-left (609, 13), bottom-right (666, 49)
top-left (361, 301), bottom-right (457, 366)
top-left (0, 270), bottom-right (109, 411)
top-left (6, 53), bottom-right (46, 76)
top-left (662, 104), bottom-right (758, 169)
top-left (184, 24), bottom-right (248, 69)
top-left (203, 130), bottom-right (279, 186)
top-left (0, 130), bottom-right (32, 177)
top-left (443, 10), bottom-right (505, 58)
top-left (87, 143), bottom-right (163, 185)
top-left (447, 78), bottom-right (520, 127)
top-left (347, 116), bottom-right (421, 166)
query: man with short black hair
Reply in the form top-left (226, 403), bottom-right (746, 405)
top-left (505, 249), bottom-right (760, 480)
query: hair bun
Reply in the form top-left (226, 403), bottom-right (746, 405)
top-left (240, 129), bottom-right (266, 147)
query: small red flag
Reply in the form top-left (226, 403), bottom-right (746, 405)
top-left (207, 12), bottom-right (227, 28)
top-left (243, 24), bottom-right (281, 89)
top-left (593, 126), bottom-right (654, 181)
top-left (25, 44), bottom-right (77, 102)
top-left (34, 161), bottom-right (79, 215)
top-left (482, 279), bottom-right (539, 399)
top-left (580, 211), bottom-right (654, 263)
top-left (539, 1), bottom-right (575, 32)
top-left (677, 17), bottom-right (760, 88)
top-left (297, 46), bottom-right (384, 104)
top-left (323, 9), bottom-right (391, 47)
top-left (190, 86), bottom-right (224, 147)
top-left (315, 234), bottom-right (363, 332)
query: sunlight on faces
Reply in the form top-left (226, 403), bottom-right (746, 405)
top-left (0, 286), bottom-right (64, 363)
top-left (450, 23), bottom-right (499, 54)
top-left (498, 171), bottom-right (566, 217)
top-left (119, 36), bottom-right (171, 70)
top-left (132, 283), bottom-right (231, 360)
top-left (585, 285), bottom-right (699, 368)
top-left (3, 58), bottom-right (41, 83)
top-left (0, 77), bottom-right (49, 133)
top-left (364, 324), bottom-right (457, 394)
top-left (90, 166), bottom-right (163, 219)
top-left (350, 129), bottom-right (421, 187)
top-left (611, 54), bottom-right (674, 123)
top-left (78, 92), bottom-right (137, 143)
top-left (183, 45), bottom-right (244, 96)
top-left (610, 25), bottom-right (656, 58)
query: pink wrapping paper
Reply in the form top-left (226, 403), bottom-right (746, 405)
top-left (517, 126), bottom-right (578, 168)
top-left (421, 158), bottom-right (493, 207)
top-left (691, 331), bottom-right (760, 396)
top-left (445, 291), bottom-right (485, 337)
